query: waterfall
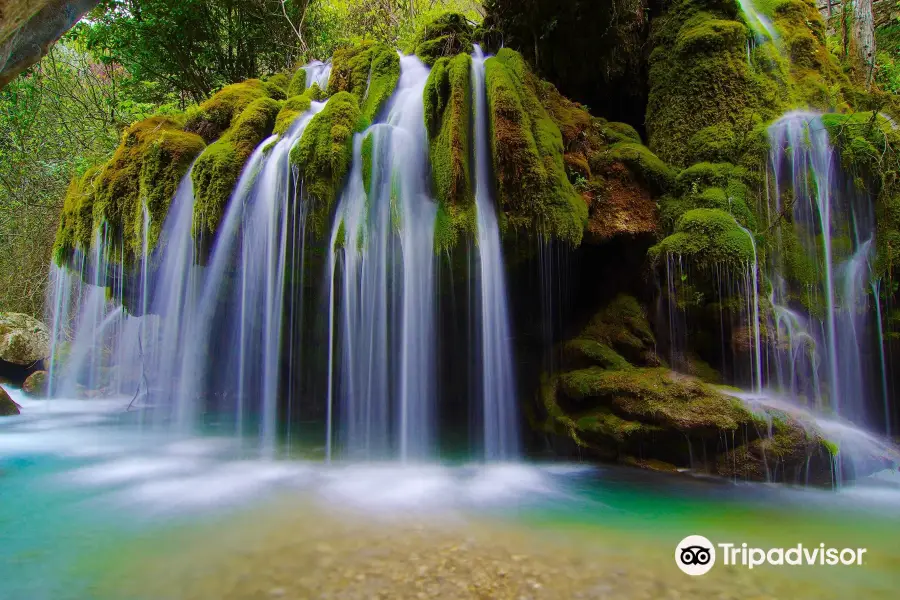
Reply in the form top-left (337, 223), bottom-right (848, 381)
top-left (766, 111), bottom-right (881, 425)
top-left (325, 54), bottom-right (437, 461)
top-left (472, 46), bottom-right (520, 460)
top-left (46, 55), bottom-right (524, 463)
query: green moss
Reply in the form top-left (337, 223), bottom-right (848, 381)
top-left (184, 79), bottom-right (285, 142)
top-left (565, 339), bottom-right (633, 370)
top-left (485, 48), bottom-right (587, 244)
top-left (560, 367), bottom-right (751, 431)
top-left (55, 117), bottom-right (206, 263)
top-left (601, 142), bottom-right (675, 194)
top-left (287, 68), bottom-right (308, 97)
top-left (328, 42), bottom-right (400, 123)
top-left (409, 12), bottom-right (475, 66)
top-left (290, 91), bottom-right (368, 236)
top-left (265, 73), bottom-right (290, 93)
top-left (687, 124), bottom-right (737, 163)
top-left (424, 54), bottom-right (475, 252)
top-left (192, 97), bottom-right (281, 240)
top-left (54, 166), bottom-right (101, 263)
top-left (650, 208), bottom-right (755, 267)
top-left (605, 121), bottom-right (641, 144)
top-left (273, 84), bottom-right (326, 136)
top-left (360, 131), bottom-right (374, 194)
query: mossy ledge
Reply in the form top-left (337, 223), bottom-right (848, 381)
top-left (274, 83), bottom-right (326, 136)
top-left (184, 79), bottom-right (286, 144)
top-left (192, 97), bottom-right (282, 243)
top-left (290, 91), bottom-right (369, 236)
top-left (649, 207), bottom-right (755, 268)
top-left (484, 48), bottom-right (587, 245)
top-left (424, 53), bottom-right (474, 253)
top-left (53, 117), bottom-right (206, 264)
top-left (541, 295), bottom-right (839, 483)
top-left (328, 42), bottom-right (400, 124)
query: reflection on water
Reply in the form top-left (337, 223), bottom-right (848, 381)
top-left (2, 392), bottom-right (899, 599)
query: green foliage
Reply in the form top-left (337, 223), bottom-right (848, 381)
top-left (485, 48), bottom-right (587, 244)
top-left (876, 25), bottom-right (900, 94)
top-left (409, 12), bottom-right (475, 66)
top-left (290, 91), bottom-right (368, 235)
top-left (424, 53), bottom-right (474, 252)
top-left (192, 97), bottom-right (281, 241)
top-left (82, 0), bottom-right (324, 103)
top-left (0, 39), bottom-right (151, 316)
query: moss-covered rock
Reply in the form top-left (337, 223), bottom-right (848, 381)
top-left (290, 91), bottom-right (368, 236)
top-left (409, 12), bottom-right (475, 66)
top-left (184, 79), bottom-right (286, 143)
top-left (598, 142), bottom-right (676, 194)
top-left (328, 42), bottom-right (400, 123)
top-left (192, 97), bottom-right (282, 241)
top-left (560, 367), bottom-right (751, 431)
top-left (650, 208), bottom-right (755, 268)
top-left (54, 118), bottom-right (206, 263)
top-left (287, 67), bottom-right (308, 97)
top-left (54, 166), bottom-right (101, 263)
top-left (424, 53), bottom-right (475, 252)
top-left (22, 370), bottom-right (48, 396)
top-left (564, 295), bottom-right (657, 369)
top-left (485, 48), bottom-right (587, 244)
top-left (274, 83), bottom-right (326, 136)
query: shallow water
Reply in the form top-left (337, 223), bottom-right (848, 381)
top-left (2, 391), bottom-right (899, 599)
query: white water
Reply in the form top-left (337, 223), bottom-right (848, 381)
top-left (766, 111), bottom-right (880, 424)
top-left (325, 54), bottom-right (437, 462)
top-left (472, 46), bottom-right (520, 460)
top-left (304, 60), bottom-right (332, 91)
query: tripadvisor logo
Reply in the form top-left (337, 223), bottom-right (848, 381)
top-left (675, 535), bottom-right (867, 576)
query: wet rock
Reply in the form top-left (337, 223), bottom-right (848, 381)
top-left (0, 384), bottom-right (20, 416)
top-left (22, 370), bottom-right (48, 396)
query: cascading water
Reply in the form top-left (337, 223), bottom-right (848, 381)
top-left (765, 111), bottom-right (881, 425)
top-left (325, 54), bottom-right (437, 462)
top-left (305, 60), bottom-right (332, 91)
top-left (472, 46), bottom-right (520, 460)
top-left (45, 54), bottom-right (524, 464)
top-left (47, 80), bottom-right (326, 452)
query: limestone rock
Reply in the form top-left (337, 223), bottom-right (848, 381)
top-left (0, 312), bottom-right (51, 366)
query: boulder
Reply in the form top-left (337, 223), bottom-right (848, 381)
top-left (0, 312), bottom-right (51, 367)
top-left (0, 385), bottom-right (20, 416)
top-left (22, 370), bottom-right (48, 396)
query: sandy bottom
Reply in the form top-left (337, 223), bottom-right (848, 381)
top-left (87, 494), bottom-right (896, 600)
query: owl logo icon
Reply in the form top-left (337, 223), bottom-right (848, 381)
top-left (675, 535), bottom-right (716, 575)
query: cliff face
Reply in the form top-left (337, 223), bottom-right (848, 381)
top-left (0, 0), bottom-right (99, 89)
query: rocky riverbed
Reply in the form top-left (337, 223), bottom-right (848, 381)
top-left (91, 494), bottom-right (897, 600)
